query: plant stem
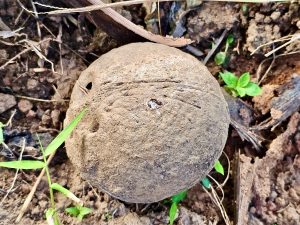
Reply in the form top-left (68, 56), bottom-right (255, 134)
top-left (37, 135), bottom-right (59, 224)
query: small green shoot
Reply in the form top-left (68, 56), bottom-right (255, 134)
top-left (214, 34), bottom-right (234, 65)
top-left (214, 160), bottom-right (224, 176)
top-left (169, 191), bottom-right (187, 224)
top-left (201, 177), bottom-right (211, 189)
top-left (51, 183), bottom-right (81, 204)
top-left (220, 71), bottom-right (262, 97)
top-left (0, 109), bottom-right (87, 225)
top-left (65, 205), bottom-right (92, 221)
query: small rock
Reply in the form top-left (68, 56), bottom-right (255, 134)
top-left (51, 109), bottom-right (60, 127)
top-left (38, 200), bottom-right (48, 209)
top-left (41, 110), bottom-right (51, 125)
top-left (255, 13), bottom-right (265, 23)
top-left (0, 93), bottom-right (16, 114)
top-left (264, 16), bottom-right (271, 24)
top-left (26, 110), bottom-right (36, 118)
top-left (27, 78), bottom-right (39, 90)
top-left (31, 206), bottom-right (40, 215)
top-left (0, 49), bottom-right (8, 63)
top-left (18, 99), bottom-right (33, 113)
top-left (270, 11), bottom-right (281, 22)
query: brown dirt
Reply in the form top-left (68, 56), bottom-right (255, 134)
top-left (0, 1), bottom-right (299, 225)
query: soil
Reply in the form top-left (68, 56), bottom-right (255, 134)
top-left (0, 1), bottom-right (299, 225)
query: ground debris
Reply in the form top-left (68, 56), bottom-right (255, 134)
top-left (253, 75), bottom-right (300, 131)
top-left (249, 112), bottom-right (300, 224)
top-left (0, 93), bottom-right (16, 114)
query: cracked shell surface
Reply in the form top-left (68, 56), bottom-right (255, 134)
top-left (65, 42), bottom-right (230, 203)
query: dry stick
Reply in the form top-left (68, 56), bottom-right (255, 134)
top-left (258, 52), bottom-right (275, 85)
top-left (265, 34), bottom-right (300, 57)
top-left (221, 152), bottom-right (230, 187)
top-left (203, 29), bottom-right (227, 65)
top-left (0, 138), bottom-right (26, 206)
top-left (15, 152), bottom-right (56, 223)
top-left (37, 0), bottom-right (179, 15)
top-left (15, 95), bottom-right (69, 103)
top-left (201, 186), bottom-right (230, 225)
top-left (38, 0), bottom-right (292, 15)
top-left (0, 47), bottom-right (31, 70)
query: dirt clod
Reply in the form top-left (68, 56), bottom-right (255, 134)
top-left (65, 42), bottom-right (230, 203)
top-left (0, 93), bottom-right (16, 114)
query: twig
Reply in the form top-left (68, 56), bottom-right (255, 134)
top-left (37, 0), bottom-right (178, 14)
top-left (15, 152), bottom-right (56, 223)
top-left (258, 51), bottom-right (275, 85)
top-left (203, 29), bottom-right (227, 65)
top-left (15, 95), bottom-right (69, 103)
top-left (0, 138), bottom-right (26, 206)
top-left (0, 47), bottom-right (31, 70)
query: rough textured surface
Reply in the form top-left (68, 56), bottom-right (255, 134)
top-left (0, 93), bottom-right (16, 114)
top-left (65, 42), bottom-right (230, 203)
top-left (187, 3), bottom-right (239, 44)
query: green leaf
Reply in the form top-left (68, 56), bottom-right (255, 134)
top-left (244, 82), bottom-right (262, 96)
top-left (236, 87), bottom-right (246, 97)
top-left (78, 207), bottom-right (92, 221)
top-left (201, 177), bottom-right (211, 189)
top-left (226, 34), bottom-right (234, 45)
top-left (44, 109), bottom-right (86, 157)
top-left (0, 160), bottom-right (45, 169)
top-left (51, 183), bottom-right (81, 204)
top-left (171, 191), bottom-right (187, 204)
top-left (169, 202), bottom-right (177, 225)
top-left (214, 160), bottom-right (224, 176)
top-left (214, 52), bottom-right (226, 65)
top-left (65, 207), bottom-right (80, 217)
top-left (220, 71), bottom-right (238, 88)
top-left (237, 72), bottom-right (250, 87)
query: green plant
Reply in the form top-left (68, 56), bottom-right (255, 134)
top-left (214, 160), bottom-right (224, 176)
top-left (214, 34), bottom-right (234, 65)
top-left (65, 205), bottom-right (93, 221)
top-left (220, 71), bottom-right (262, 97)
top-left (0, 109), bottom-right (91, 224)
top-left (168, 191), bottom-right (187, 224)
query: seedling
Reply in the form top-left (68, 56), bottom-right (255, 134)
top-left (220, 71), bottom-right (262, 97)
top-left (214, 34), bottom-right (234, 65)
top-left (214, 160), bottom-right (224, 176)
top-left (65, 205), bottom-right (92, 221)
top-left (168, 190), bottom-right (187, 224)
top-left (0, 109), bottom-right (91, 224)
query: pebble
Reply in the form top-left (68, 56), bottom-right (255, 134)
top-left (38, 200), bottom-right (48, 209)
top-left (18, 99), bottom-right (33, 113)
top-left (255, 13), bottom-right (265, 23)
top-left (0, 93), bottom-right (16, 114)
top-left (51, 109), bottom-right (60, 127)
top-left (26, 78), bottom-right (39, 90)
top-left (270, 11), bottom-right (281, 22)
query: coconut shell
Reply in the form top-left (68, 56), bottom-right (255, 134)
top-left (65, 42), bottom-right (230, 203)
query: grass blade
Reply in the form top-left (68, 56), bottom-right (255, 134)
top-left (51, 183), bottom-right (81, 204)
top-left (44, 109), bottom-right (86, 157)
top-left (169, 202), bottom-right (177, 225)
top-left (0, 160), bottom-right (45, 169)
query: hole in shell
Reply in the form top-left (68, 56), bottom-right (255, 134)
top-left (147, 99), bottom-right (163, 109)
top-left (90, 121), bottom-right (100, 133)
top-left (86, 82), bottom-right (93, 90)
